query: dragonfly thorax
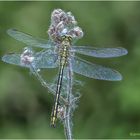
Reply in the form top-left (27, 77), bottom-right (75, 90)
top-left (61, 35), bottom-right (72, 44)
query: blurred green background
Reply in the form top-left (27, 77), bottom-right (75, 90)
top-left (0, 1), bottom-right (140, 139)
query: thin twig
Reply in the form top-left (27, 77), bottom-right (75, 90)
top-left (63, 60), bottom-right (73, 140)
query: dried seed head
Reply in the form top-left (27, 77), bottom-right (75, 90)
top-left (67, 12), bottom-right (77, 25)
top-left (20, 48), bottom-right (34, 66)
top-left (57, 105), bottom-right (66, 120)
top-left (48, 9), bottom-right (84, 43)
top-left (69, 26), bottom-right (83, 39)
top-left (51, 9), bottom-right (67, 26)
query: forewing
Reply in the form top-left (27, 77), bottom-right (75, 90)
top-left (72, 56), bottom-right (122, 81)
top-left (7, 29), bottom-right (53, 49)
top-left (73, 46), bottom-right (128, 58)
top-left (2, 53), bottom-right (29, 68)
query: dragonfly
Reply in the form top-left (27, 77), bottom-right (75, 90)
top-left (2, 29), bottom-right (128, 127)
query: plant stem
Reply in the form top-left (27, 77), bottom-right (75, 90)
top-left (64, 60), bottom-right (73, 140)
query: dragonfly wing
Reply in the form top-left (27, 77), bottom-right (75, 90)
top-left (72, 56), bottom-right (122, 81)
top-left (34, 50), bottom-right (58, 68)
top-left (73, 46), bottom-right (128, 58)
top-left (2, 53), bottom-right (29, 68)
top-left (7, 29), bottom-right (54, 49)
top-left (2, 50), bottom-right (58, 69)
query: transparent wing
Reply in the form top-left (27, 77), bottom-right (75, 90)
top-left (7, 29), bottom-right (54, 49)
top-left (2, 51), bottom-right (58, 69)
top-left (34, 50), bottom-right (58, 68)
top-left (2, 53), bottom-right (29, 68)
top-left (72, 56), bottom-right (122, 81)
top-left (72, 46), bottom-right (128, 58)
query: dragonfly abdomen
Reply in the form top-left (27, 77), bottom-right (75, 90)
top-left (50, 63), bottom-right (65, 127)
